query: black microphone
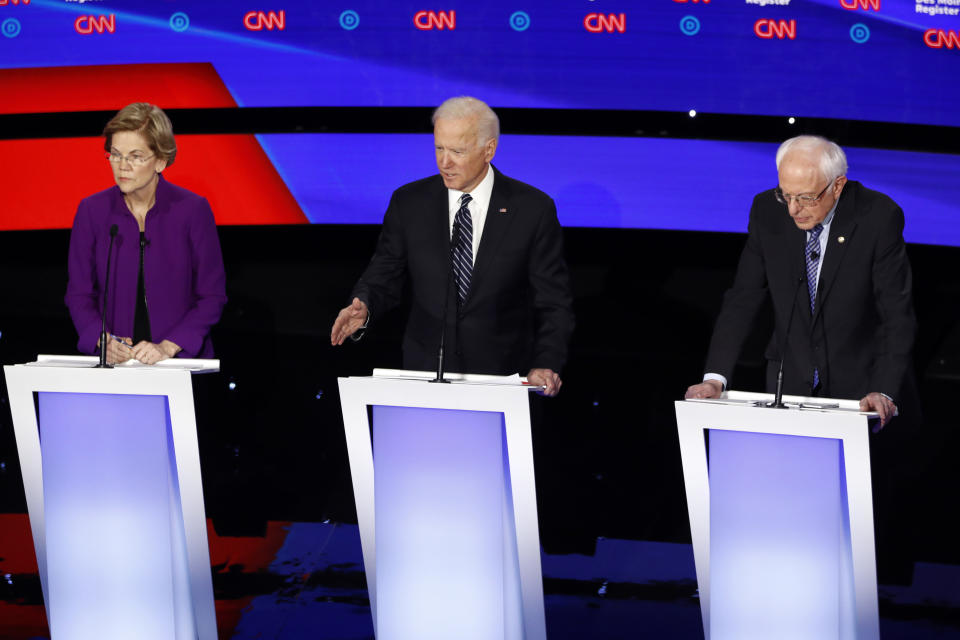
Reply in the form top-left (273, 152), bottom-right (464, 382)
top-left (96, 224), bottom-right (119, 368)
top-left (431, 218), bottom-right (461, 383)
top-left (810, 250), bottom-right (819, 261)
top-left (767, 273), bottom-right (807, 408)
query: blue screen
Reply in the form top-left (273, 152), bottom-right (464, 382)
top-left (262, 133), bottom-right (960, 245)
top-left (2, 0), bottom-right (958, 125)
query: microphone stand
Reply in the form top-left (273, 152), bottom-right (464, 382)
top-left (767, 273), bottom-right (807, 408)
top-left (431, 219), bottom-right (460, 383)
top-left (96, 224), bottom-right (119, 369)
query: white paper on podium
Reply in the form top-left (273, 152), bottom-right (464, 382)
top-left (29, 354), bottom-right (220, 372)
top-left (372, 368), bottom-right (543, 389)
top-left (685, 391), bottom-right (877, 417)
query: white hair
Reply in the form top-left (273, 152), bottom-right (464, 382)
top-left (775, 135), bottom-right (848, 181)
top-left (432, 96), bottom-right (500, 145)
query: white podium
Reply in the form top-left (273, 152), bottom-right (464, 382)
top-left (338, 370), bottom-right (547, 640)
top-left (3, 355), bottom-right (220, 640)
top-left (675, 391), bottom-right (880, 640)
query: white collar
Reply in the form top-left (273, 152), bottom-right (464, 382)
top-left (448, 164), bottom-right (495, 212)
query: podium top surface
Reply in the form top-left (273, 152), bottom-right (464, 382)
top-left (342, 368), bottom-right (544, 391)
top-left (682, 389), bottom-right (878, 417)
top-left (10, 355), bottom-right (220, 374)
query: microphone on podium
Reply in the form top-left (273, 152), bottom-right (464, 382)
top-left (432, 218), bottom-right (461, 383)
top-left (767, 273), bottom-right (807, 408)
top-left (96, 224), bottom-right (119, 369)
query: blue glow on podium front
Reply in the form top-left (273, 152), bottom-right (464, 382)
top-left (372, 404), bottom-right (521, 640)
top-left (709, 429), bottom-right (854, 640)
top-left (38, 392), bottom-right (193, 640)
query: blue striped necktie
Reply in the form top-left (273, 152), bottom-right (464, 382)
top-left (451, 193), bottom-right (473, 305)
top-left (805, 223), bottom-right (824, 313)
top-left (805, 223), bottom-right (824, 388)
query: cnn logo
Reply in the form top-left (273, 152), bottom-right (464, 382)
top-left (924, 29), bottom-right (960, 49)
top-left (75, 14), bottom-right (115, 34)
top-left (584, 13), bottom-right (626, 33)
top-left (414, 10), bottom-right (455, 30)
top-left (754, 19), bottom-right (796, 40)
top-left (244, 10), bottom-right (285, 31)
top-left (840, 0), bottom-right (880, 9)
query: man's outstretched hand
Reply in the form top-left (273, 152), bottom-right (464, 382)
top-left (331, 297), bottom-right (369, 346)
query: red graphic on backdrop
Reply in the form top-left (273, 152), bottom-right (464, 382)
top-left (840, 0), bottom-right (880, 10)
top-left (75, 14), bottom-right (115, 34)
top-left (0, 0), bottom-right (32, 5)
top-left (0, 63), bottom-right (308, 229)
top-left (414, 10), bottom-right (455, 30)
top-left (243, 10), bottom-right (285, 31)
top-left (754, 19), bottom-right (796, 40)
top-left (584, 13), bottom-right (626, 33)
top-left (924, 29), bottom-right (960, 48)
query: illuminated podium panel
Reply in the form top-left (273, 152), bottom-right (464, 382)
top-left (675, 391), bottom-right (880, 640)
top-left (337, 371), bottom-right (546, 640)
top-left (3, 356), bottom-right (219, 640)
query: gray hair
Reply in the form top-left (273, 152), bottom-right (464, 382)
top-left (432, 96), bottom-right (500, 145)
top-left (775, 135), bottom-right (848, 181)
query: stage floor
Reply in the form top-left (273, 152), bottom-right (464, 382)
top-left (1, 513), bottom-right (959, 639)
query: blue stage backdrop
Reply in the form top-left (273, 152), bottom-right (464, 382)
top-left (2, 0), bottom-right (958, 242)
top-left (3, 0), bottom-right (959, 124)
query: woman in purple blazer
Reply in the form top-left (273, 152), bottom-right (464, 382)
top-left (65, 103), bottom-right (226, 364)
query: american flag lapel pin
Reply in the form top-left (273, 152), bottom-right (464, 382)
top-left (499, 207), bottom-right (508, 213)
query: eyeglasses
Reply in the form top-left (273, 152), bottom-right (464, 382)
top-left (105, 151), bottom-right (154, 166)
top-left (775, 180), bottom-right (835, 208)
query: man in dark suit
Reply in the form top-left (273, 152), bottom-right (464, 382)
top-left (685, 135), bottom-right (916, 427)
top-left (331, 96), bottom-right (574, 395)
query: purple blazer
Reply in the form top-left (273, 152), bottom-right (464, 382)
top-left (65, 175), bottom-right (227, 358)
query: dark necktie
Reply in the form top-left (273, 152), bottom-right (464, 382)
top-left (451, 193), bottom-right (473, 305)
top-left (805, 223), bottom-right (824, 388)
top-left (805, 223), bottom-right (824, 313)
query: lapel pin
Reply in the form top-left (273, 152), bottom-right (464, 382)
top-left (499, 208), bottom-right (508, 213)
top-left (838, 236), bottom-right (845, 244)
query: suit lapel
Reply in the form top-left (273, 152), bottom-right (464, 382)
top-left (468, 168), bottom-right (516, 301)
top-left (784, 220), bottom-right (812, 334)
top-left (430, 177), bottom-right (452, 263)
top-left (813, 190), bottom-right (857, 324)
top-left (771, 213), bottom-right (816, 385)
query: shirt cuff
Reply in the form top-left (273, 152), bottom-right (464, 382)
top-left (349, 308), bottom-right (370, 342)
top-left (880, 392), bottom-right (899, 416)
top-left (703, 373), bottom-right (727, 390)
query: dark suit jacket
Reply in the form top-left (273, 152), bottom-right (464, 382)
top-left (704, 180), bottom-right (917, 404)
top-left (351, 166), bottom-right (575, 375)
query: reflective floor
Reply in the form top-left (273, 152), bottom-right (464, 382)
top-left (2, 512), bottom-right (960, 639)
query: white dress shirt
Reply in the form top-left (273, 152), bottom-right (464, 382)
top-left (447, 164), bottom-right (495, 264)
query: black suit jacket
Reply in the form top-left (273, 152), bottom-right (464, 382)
top-left (352, 166), bottom-right (575, 375)
top-left (704, 180), bottom-right (917, 403)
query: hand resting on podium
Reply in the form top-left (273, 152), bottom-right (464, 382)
top-left (685, 380), bottom-right (723, 400)
top-left (98, 335), bottom-right (181, 365)
top-left (527, 367), bottom-right (562, 397)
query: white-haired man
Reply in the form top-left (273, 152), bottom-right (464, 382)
top-left (685, 135), bottom-right (916, 427)
top-left (331, 96), bottom-right (574, 395)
